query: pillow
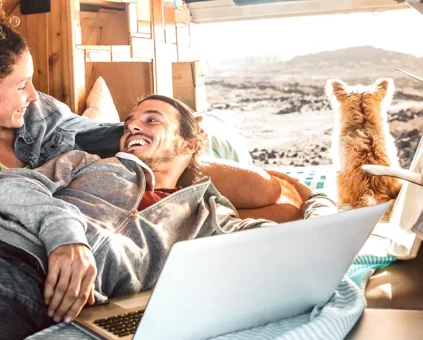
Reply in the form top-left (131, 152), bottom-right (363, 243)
top-left (199, 111), bottom-right (253, 165)
top-left (82, 76), bottom-right (120, 123)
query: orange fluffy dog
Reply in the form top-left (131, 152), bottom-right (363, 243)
top-left (326, 78), bottom-right (401, 207)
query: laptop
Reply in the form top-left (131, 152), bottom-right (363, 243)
top-left (74, 202), bottom-right (388, 340)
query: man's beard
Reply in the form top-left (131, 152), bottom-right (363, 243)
top-left (140, 143), bottom-right (182, 169)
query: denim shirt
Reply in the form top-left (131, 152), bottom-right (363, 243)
top-left (15, 92), bottom-right (124, 168)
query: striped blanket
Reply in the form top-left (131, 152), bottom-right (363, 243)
top-left (27, 167), bottom-right (395, 340)
top-left (27, 253), bottom-right (395, 340)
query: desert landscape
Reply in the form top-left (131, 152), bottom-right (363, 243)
top-left (204, 46), bottom-right (423, 170)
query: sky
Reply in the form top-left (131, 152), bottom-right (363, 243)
top-left (195, 8), bottom-right (423, 63)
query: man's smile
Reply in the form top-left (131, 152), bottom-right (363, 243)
top-left (125, 134), bottom-right (152, 150)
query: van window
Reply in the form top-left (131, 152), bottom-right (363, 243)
top-left (197, 9), bottom-right (423, 169)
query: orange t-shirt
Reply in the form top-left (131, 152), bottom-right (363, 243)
top-left (138, 185), bottom-right (182, 211)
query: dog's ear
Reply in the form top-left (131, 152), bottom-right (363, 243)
top-left (326, 79), bottom-right (348, 106)
top-left (373, 78), bottom-right (395, 105)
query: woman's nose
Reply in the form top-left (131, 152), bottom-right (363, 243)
top-left (27, 81), bottom-right (38, 102)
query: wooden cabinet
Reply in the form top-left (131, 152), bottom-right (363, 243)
top-left (9, 0), bottom-right (207, 120)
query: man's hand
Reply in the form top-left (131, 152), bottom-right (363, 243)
top-left (44, 244), bottom-right (97, 323)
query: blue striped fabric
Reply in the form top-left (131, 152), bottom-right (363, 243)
top-left (27, 254), bottom-right (395, 340)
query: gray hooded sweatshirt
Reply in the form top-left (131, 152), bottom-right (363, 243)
top-left (0, 151), bottom-right (275, 299)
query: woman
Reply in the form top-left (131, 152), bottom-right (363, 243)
top-left (0, 19), bottom-right (313, 338)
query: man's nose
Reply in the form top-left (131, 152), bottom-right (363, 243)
top-left (127, 121), bottom-right (142, 134)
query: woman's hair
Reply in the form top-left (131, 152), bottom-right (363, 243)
top-left (0, 13), bottom-right (27, 79)
top-left (136, 94), bottom-right (206, 175)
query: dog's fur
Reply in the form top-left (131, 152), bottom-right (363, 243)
top-left (326, 78), bottom-right (402, 207)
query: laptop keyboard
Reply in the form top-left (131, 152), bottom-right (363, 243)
top-left (93, 310), bottom-right (144, 337)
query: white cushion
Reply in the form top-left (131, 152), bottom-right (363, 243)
top-left (82, 76), bottom-right (120, 123)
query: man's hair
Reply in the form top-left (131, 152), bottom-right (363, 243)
top-left (0, 16), bottom-right (27, 79)
top-left (136, 94), bottom-right (205, 174)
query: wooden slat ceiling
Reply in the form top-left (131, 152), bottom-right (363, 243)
top-left (187, 0), bottom-right (411, 23)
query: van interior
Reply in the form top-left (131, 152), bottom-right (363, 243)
top-left (3, 0), bottom-right (423, 338)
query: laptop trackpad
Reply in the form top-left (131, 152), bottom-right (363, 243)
top-left (113, 295), bottom-right (150, 310)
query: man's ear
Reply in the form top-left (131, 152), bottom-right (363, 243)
top-left (326, 79), bottom-right (348, 106)
top-left (195, 114), bottom-right (204, 124)
top-left (182, 138), bottom-right (198, 155)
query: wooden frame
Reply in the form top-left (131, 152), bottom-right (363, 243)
top-left (8, 0), bottom-right (205, 118)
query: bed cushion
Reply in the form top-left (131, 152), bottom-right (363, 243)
top-left (82, 76), bottom-right (120, 123)
top-left (199, 111), bottom-right (253, 165)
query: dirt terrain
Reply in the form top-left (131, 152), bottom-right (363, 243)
top-left (205, 46), bottom-right (423, 169)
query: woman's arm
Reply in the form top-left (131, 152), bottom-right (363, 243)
top-left (179, 156), bottom-right (282, 209)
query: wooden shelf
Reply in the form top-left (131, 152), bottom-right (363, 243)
top-left (79, 0), bottom-right (126, 10)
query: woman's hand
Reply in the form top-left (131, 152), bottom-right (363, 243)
top-left (266, 170), bottom-right (312, 206)
top-left (44, 244), bottom-right (97, 323)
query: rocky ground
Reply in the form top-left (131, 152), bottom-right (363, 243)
top-left (205, 78), bottom-right (423, 170)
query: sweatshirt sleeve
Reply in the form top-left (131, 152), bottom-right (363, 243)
top-left (208, 196), bottom-right (276, 234)
top-left (52, 97), bottom-right (123, 158)
top-left (301, 196), bottom-right (338, 219)
top-left (0, 151), bottom-right (99, 254)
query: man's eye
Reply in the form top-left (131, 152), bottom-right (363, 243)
top-left (147, 118), bottom-right (159, 123)
top-left (18, 85), bottom-right (27, 90)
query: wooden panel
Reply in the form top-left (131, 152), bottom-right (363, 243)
top-left (174, 8), bottom-right (189, 24)
top-left (67, 0), bottom-right (86, 114)
top-left (111, 45), bottom-right (132, 62)
top-left (151, 0), bottom-right (173, 96)
top-left (80, 9), bottom-right (130, 45)
top-left (127, 3), bottom-right (138, 33)
top-left (2, 0), bottom-right (19, 16)
top-left (89, 62), bottom-right (153, 120)
top-left (172, 61), bottom-right (208, 112)
top-left (176, 24), bottom-right (189, 61)
top-left (85, 48), bottom-right (112, 62)
top-left (79, 7), bottom-right (131, 109)
top-left (80, 0), bottom-right (126, 10)
top-left (165, 43), bottom-right (178, 63)
top-left (164, 5), bottom-right (176, 45)
top-left (131, 37), bottom-right (154, 60)
top-left (136, 0), bottom-right (151, 35)
top-left (172, 62), bottom-right (195, 109)
top-left (49, 0), bottom-right (65, 103)
top-left (74, 48), bottom-right (87, 114)
top-left (137, 20), bottom-right (152, 35)
top-left (25, 13), bottom-right (50, 94)
top-left (136, 0), bottom-right (151, 22)
top-left (58, 0), bottom-right (73, 107)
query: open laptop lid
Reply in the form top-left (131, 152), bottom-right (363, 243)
top-left (135, 203), bottom-right (388, 340)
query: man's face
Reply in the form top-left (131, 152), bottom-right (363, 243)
top-left (0, 50), bottom-right (38, 129)
top-left (119, 99), bottom-right (185, 169)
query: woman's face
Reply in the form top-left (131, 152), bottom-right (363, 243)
top-left (0, 50), bottom-right (38, 129)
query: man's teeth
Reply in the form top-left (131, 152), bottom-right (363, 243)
top-left (128, 139), bottom-right (149, 148)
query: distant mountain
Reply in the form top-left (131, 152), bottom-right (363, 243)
top-left (210, 46), bottom-right (423, 82)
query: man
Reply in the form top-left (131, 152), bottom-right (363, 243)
top-left (0, 95), bottom-right (337, 339)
